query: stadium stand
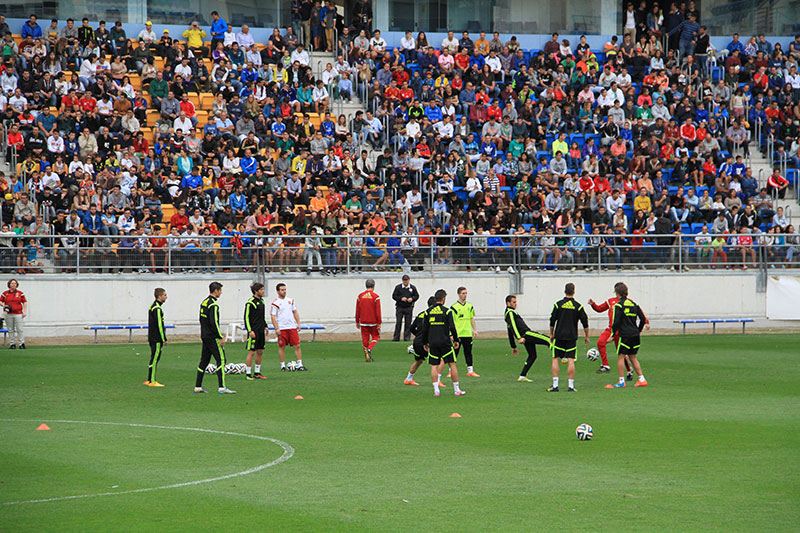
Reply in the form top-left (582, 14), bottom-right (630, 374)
top-left (0, 8), bottom-right (799, 274)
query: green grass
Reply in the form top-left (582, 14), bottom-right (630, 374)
top-left (1, 335), bottom-right (799, 531)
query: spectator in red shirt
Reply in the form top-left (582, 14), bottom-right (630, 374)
top-left (355, 278), bottom-right (382, 361)
top-left (736, 227), bottom-right (756, 268)
top-left (594, 175), bottom-right (611, 194)
top-left (0, 279), bottom-right (27, 349)
top-left (679, 117), bottom-right (697, 148)
top-left (169, 206), bottom-right (189, 232)
top-left (6, 124), bottom-right (24, 159)
top-left (767, 168), bottom-right (789, 199)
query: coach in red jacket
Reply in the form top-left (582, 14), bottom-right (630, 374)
top-left (356, 279), bottom-right (381, 362)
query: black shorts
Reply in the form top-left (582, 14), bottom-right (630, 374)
top-left (413, 340), bottom-right (427, 361)
top-left (617, 336), bottom-right (641, 356)
top-left (552, 339), bottom-right (577, 359)
top-left (428, 345), bottom-right (456, 365)
top-left (246, 330), bottom-right (266, 351)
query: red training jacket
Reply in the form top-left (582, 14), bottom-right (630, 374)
top-left (355, 289), bottom-right (382, 327)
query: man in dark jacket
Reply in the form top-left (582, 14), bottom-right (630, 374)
top-left (392, 274), bottom-right (419, 341)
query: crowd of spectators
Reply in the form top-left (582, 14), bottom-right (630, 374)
top-left (0, 3), bottom-right (799, 274)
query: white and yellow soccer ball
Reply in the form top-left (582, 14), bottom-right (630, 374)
top-left (586, 348), bottom-right (600, 362)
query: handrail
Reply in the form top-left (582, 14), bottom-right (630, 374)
top-left (8, 232), bottom-right (797, 276)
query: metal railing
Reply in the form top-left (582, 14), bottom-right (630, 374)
top-left (4, 232), bottom-right (798, 276)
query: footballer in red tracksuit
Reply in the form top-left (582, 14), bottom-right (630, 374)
top-left (589, 296), bottom-right (620, 368)
top-left (355, 280), bottom-right (381, 361)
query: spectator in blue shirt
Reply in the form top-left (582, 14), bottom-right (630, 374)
top-left (209, 11), bottom-right (228, 50)
top-left (181, 167), bottom-right (204, 192)
top-left (230, 185), bottom-right (248, 217)
top-left (271, 116), bottom-right (286, 138)
top-left (459, 82), bottom-right (476, 115)
top-left (338, 74), bottom-right (353, 101)
top-left (240, 149), bottom-right (258, 176)
top-left (726, 33), bottom-right (745, 55)
top-left (668, 13), bottom-right (699, 61)
top-left (424, 100), bottom-right (443, 122)
top-left (21, 15), bottom-right (42, 39)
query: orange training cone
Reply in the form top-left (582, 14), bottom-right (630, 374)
top-left (449, 413), bottom-right (461, 418)
top-left (294, 395), bottom-right (304, 400)
top-left (36, 424), bottom-right (51, 431)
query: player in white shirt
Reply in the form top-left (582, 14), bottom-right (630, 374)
top-left (270, 283), bottom-right (307, 371)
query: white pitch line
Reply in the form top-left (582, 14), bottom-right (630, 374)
top-left (0, 419), bottom-right (294, 506)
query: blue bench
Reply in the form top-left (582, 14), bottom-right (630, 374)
top-left (84, 324), bottom-right (176, 344)
top-left (673, 318), bottom-right (754, 335)
top-left (229, 323), bottom-right (326, 342)
top-left (0, 328), bottom-right (7, 345)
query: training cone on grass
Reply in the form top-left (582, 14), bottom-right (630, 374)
top-left (36, 424), bottom-right (51, 431)
top-left (449, 413), bottom-right (462, 418)
top-left (294, 395), bottom-right (304, 400)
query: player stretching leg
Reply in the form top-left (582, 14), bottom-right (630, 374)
top-left (196, 282), bottom-right (236, 394)
top-left (548, 283), bottom-right (589, 392)
top-left (504, 294), bottom-right (552, 382)
top-left (244, 283), bottom-right (268, 380)
top-left (145, 287), bottom-right (168, 387)
top-left (355, 279), bottom-right (381, 362)
top-left (605, 283), bottom-right (649, 389)
top-left (590, 284), bottom-right (646, 377)
top-left (271, 283), bottom-right (307, 371)
top-left (421, 289), bottom-right (465, 397)
top-left (404, 296), bottom-right (444, 385)
top-left (450, 287), bottom-right (480, 377)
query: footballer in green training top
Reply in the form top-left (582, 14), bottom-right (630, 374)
top-left (450, 286), bottom-right (480, 377)
top-left (244, 282), bottom-right (268, 381)
top-left (145, 287), bottom-right (168, 387)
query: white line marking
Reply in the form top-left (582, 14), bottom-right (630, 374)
top-left (0, 419), bottom-right (294, 506)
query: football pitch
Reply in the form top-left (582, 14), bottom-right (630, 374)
top-left (1, 334), bottom-right (798, 531)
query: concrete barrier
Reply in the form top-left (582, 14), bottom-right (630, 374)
top-left (19, 271), bottom-right (771, 338)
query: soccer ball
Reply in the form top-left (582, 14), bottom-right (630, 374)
top-left (407, 345), bottom-right (415, 354)
top-left (236, 363), bottom-right (247, 374)
top-left (224, 363), bottom-right (236, 374)
top-left (586, 348), bottom-right (600, 362)
top-left (287, 361), bottom-right (297, 371)
top-left (205, 364), bottom-right (217, 374)
top-left (576, 424), bottom-right (594, 441)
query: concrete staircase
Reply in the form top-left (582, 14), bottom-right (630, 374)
top-left (308, 49), bottom-right (369, 119)
top-left (749, 149), bottom-right (799, 227)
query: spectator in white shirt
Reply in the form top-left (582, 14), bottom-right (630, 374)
top-left (173, 111), bottom-right (193, 135)
top-left (485, 51), bottom-right (502, 73)
top-left (441, 31), bottom-right (458, 53)
top-left (8, 89), bottom-right (27, 112)
top-left (290, 44), bottom-right (310, 66)
top-left (246, 45), bottom-right (262, 66)
top-left (370, 30), bottom-right (387, 53)
top-left (0, 69), bottom-right (18, 94)
top-left (236, 24), bottom-right (255, 49)
top-left (311, 80), bottom-right (329, 113)
top-left (138, 22), bottom-right (156, 45)
top-left (47, 131), bottom-right (65, 156)
top-left (465, 172), bottom-right (483, 198)
top-left (605, 189), bottom-right (626, 213)
top-left (42, 168), bottom-right (61, 191)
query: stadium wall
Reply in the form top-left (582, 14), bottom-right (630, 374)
top-left (23, 273), bottom-right (773, 338)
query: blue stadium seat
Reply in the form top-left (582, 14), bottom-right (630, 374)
top-left (691, 223), bottom-right (706, 233)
